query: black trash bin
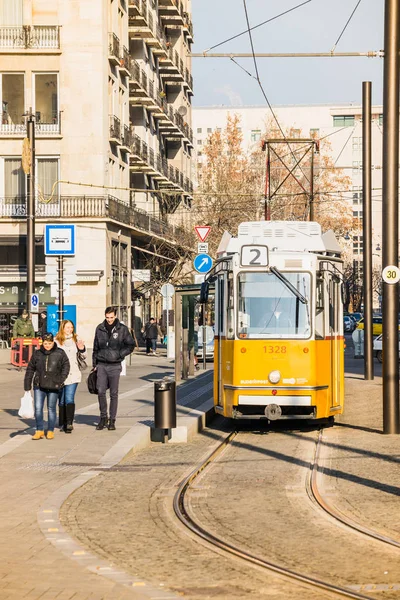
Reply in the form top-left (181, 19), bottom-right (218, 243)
top-left (154, 379), bottom-right (176, 429)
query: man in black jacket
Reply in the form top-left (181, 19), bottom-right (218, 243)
top-left (92, 306), bottom-right (135, 430)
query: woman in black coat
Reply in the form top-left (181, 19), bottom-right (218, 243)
top-left (24, 332), bottom-right (70, 440)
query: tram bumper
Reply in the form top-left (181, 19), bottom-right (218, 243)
top-left (232, 395), bottom-right (316, 420)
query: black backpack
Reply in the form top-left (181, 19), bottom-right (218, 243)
top-left (87, 369), bottom-right (98, 394)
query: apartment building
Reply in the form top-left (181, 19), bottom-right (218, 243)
top-left (0, 0), bottom-right (194, 343)
top-left (193, 104), bottom-right (384, 266)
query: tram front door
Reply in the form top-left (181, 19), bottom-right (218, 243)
top-left (329, 276), bottom-right (342, 409)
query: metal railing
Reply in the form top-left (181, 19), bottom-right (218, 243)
top-left (0, 25), bottom-right (60, 49)
top-left (0, 195), bottom-right (187, 239)
top-left (120, 46), bottom-right (131, 74)
top-left (0, 112), bottom-right (62, 136)
top-left (109, 115), bottom-right (121, 141)
top-left (109, 32), bottom-right (120, 59)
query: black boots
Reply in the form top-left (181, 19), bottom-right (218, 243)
top-left (108, 419), bottom-right (116, 430)
top-left (65, 404), bottom-right (75, 433)
top-left (59, 405), bottom-right (66, 430)
top-left (96, 417), bottom-right (108, 430)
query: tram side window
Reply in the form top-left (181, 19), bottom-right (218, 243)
top-left (315, 277), bottom-right (325, 339)
top-left (227, 275), bottom-right (234, 339)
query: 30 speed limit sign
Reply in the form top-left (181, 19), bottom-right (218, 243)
top-left (382, 265), bottom-right (400, 284)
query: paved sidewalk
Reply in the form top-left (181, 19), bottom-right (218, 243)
top-left (0, 350), bottom-right (214, 600)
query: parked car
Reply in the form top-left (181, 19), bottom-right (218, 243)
top-left (350, 312), bottom-right (363, 323)
top-left (344, 316), bottom-right (355, 333)
top-left (357, 316), bottom-right (383, 336)
top-left (196, 325), bottom-right (215, 360)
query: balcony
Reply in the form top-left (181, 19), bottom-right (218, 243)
top-left (129, 61), bottom-right (164, 112)
top-left (159, 47), bottom-right (185, 84)
top-left (158, 0), bottom-right (185, 25)
top-left (109, 115), bottom-right (121, 144)
top-left (121, 125), bottom-right (131, 151)
top-left (119, 46), bottom-right (131, 76)
top-left (0, 25), bottom-right (61, 51)
top-left (0, 195), bottom-right (186, 240)
top-left (182, 13), bottom-right (194, 42)
top-left (108, 33), bottom-right (120, 65)
top-left (0, 112), bottom-right (62, 137)
top-left (183, 68), bottom-right (194, 94)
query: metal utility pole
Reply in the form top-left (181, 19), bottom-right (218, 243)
top-left (261, 138), bottom-right (317, 222)
top-left (26, 111), bottom-right (35, 309)
top-left (362, 81), bottom-right (374, 381)
top-left (382, 0), bottom-right (400, 433)
top-left (57, 256), bottom-right (65, 326)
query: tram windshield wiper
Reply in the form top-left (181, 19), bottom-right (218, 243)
top-left (269, 266), bottom-right (308, 304)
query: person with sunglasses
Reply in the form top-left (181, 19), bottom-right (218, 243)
top-left (24, 333), bottom-right (70, 440)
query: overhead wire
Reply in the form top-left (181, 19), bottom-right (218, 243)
top-left (241, 0), bottom-right (311, 186)
top-left (204, 1), bottom-right (313, 53)
top-left (331, 0), bottom-right (363, 53)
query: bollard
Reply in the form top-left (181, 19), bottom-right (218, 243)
top-left (154, 379), bottom-right (176, 442)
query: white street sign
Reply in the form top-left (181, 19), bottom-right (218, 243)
top-left (45, 273), bottom-right (77, 285)
top-left (160, 283), bottom-right (175, 298)
top-left (45, 265), bottom-right (77, 275)
top-left (50, 283), bottom-right (71, 298)
top-left (382, 265), bottom-right (400, 284)
top-left (45, 256), bottom-right (76, 266)
top-left (45, 224), bottom-right (76, 255)
top-left (132, 269), bottom-right (151, 282)
top-left (197, 242), bottom-right (209, 254)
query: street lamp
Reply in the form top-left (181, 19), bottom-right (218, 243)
top-left (22, 109), bottom-right (36, 312)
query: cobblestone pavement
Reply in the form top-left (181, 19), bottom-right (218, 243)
top-left (0, 351), bottom-right (211, 600)
top-left (62, 421), bottom-right (335, 600)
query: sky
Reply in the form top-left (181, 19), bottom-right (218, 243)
top-left (191, 0), bottom-right (385, 107)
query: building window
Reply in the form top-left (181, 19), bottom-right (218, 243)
top-left (352, 137), bottom-right (362, 151)
top-left (333, 115), bottom-right (355, 127)
top-left (251, 129), bottom-right (261, 142)
top-left (4, 158), bottom-right (26, 201)
top-left (34, 73), bottom-right (59, 124)
top-left (197, 127), bottom-right (202, 133)
top-left (310, 128), bottom-right (319, 137)
top-left (207, 127), bottom-right (212, 133)
top-left (352, 161), bottom-right (362, 174)
top-left (1, 73), bottom-right (24, 127)
top-left (379, 114), bottom-right (383, 126)
top-left (352, 186), bottom-right (362, 204)
top-left (197, 139), bottom-right (202, 145)
top-left (0, 0), bottom-right (23, 25)
top-left (111, 240), bottom-right (128, 321)
top-left (37, 158), bottom-right (59, 203)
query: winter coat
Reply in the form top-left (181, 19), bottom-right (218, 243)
top-left (56, 337), bottom-right (86, 385)
top-left (92, 318), bottom-right (135, 367)
top-left (24, 344), bottom-right (70, 392)
top-left (13, 317), bottom-right (35, 338)
top-left (144, 322), bottom-right (161, 340)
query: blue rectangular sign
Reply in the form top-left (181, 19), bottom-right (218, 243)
top-left (45, 224), bottom-right (76, 255)
top-left (46, 305), bottom-right (77, 336)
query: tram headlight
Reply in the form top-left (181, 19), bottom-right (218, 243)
top-left (268, 370), bottom-right (281, 384)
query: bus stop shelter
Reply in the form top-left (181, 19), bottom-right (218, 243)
top-left (174, 283), bottom-right (214, 382)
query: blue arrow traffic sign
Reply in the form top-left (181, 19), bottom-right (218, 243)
top-left (30, 293), bottom-right (39, 313)
top-left (193, 253), bottom-right (213, 274)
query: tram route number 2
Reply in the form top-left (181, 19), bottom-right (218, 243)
top-left (241, 245), bottom-right (269, 266)
top-left (264, 345), bottom-right (287, 354)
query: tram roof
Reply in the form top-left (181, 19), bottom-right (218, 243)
top-left (217, 221), bottom-right (342, 257)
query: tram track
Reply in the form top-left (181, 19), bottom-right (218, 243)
top-left (173, 428), bottom-right (377, 600)
top-left (308, 430), bottom-right (400, 550)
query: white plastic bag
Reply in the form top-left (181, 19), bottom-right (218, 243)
top-left (18, 391), bottom-right (34, 419)
top-left (121, 358), bottom-right (126, 377)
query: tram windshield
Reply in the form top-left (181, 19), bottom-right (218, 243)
top-left (237, 271), bottom-right (311, 338)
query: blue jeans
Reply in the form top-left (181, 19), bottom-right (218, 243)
top-left (34, 388), bottom-right (58, 432)
top-left (146, 338), bottom-right (157, 353)
top-left (59, 383), bottom-right (78, 406)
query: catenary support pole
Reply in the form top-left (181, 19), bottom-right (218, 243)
top-left (362, 81), bottom-right (374, 381)
top-left (382, 0), bottom-right (400, 433)
top-left (26, 112), bottom-right (35, 309)
top-left (309, 143), bottom-right (315, 221)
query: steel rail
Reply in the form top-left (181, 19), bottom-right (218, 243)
top-left (309, 430), bottom-right (400, 549)
top-left (173, 430), bottom-right (374, 600)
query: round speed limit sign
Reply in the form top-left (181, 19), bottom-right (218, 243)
top-left (382, 265), bottom-right (400, 284)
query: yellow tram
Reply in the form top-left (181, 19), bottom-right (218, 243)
top-left (201, 221), bottom-right (344, 421)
